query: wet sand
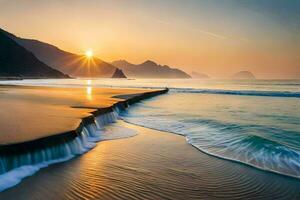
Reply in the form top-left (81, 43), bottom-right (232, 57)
top-left (1, 122), bottom-right (300, 200)
top-left (0, 85), bottom-right (150, 145)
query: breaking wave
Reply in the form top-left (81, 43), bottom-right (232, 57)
top-left (0, 108), bottom-right (136, 192)
top-left (119, 89), bottom-right (300, 179)
top-left (170, 88), bottom-right (300, 98)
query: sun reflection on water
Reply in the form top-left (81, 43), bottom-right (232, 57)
top-left (86, 87), bottom-right (93, 101)
top-left (86, 80), bottom-right (93, 100)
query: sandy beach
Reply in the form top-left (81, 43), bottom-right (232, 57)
top-left (1, 122), bottom-right (300, 199)
top-left (1, 1), bottom-right (299, 198)
top-left (0, 85), bottom-right (151, 144)
top-left (0, 85), bottom-right (169, 192)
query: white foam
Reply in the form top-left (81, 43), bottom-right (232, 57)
top-left (0, 156), bottom-right (73, 192)
top-left (0, 107), bottom-right (137, 192)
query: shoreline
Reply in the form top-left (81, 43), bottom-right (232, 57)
top-left (1, 122), bottom-right (299, 199)
top-left (0, 86), bottom-right (168, 191)
top-left (0, 88), bottom-right (168, 149)
top-left (0, 85), bottom-right (167, 145)
top-left (124, 120), bottom-right (300, 181)
top-left (0, 83), bottom-right (299, 198)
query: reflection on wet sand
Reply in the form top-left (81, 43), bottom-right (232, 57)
top-left (1, 123), bottom-right (300, 199)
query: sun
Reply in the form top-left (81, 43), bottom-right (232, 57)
top-left (85, 50), bottom-right (93, 58)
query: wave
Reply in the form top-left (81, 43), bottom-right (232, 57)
top-left (0, 88), bottom-right (169, 192)
top-left (170, 88), bottom-right (300, 98)
top-left (0, 107), bottom-right (136, 192)
top-left (120, 112), bottom-right (300, 179)
top-left (3, 79), bottom-right (299, 98)
top-left (186, 125), bottom-right (300, 179)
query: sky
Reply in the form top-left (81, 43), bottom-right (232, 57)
top-left (0, 0), bottom-right (299, 78)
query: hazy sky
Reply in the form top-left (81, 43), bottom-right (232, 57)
top-left (1, 0), bottom-right (299, 78)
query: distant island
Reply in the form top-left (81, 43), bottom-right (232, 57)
top-left (111, 60), bottom-right (191, 79)
top-left (191, 71), bottom-right (209, 79)
top-left (232, 71), bottom-right (256, 79)
top-left (111, 68), bottom-right (127, 78)
top-left (0, 29), bottom-right (68, 78)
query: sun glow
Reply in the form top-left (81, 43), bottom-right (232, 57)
top-left (86, 86), bottom-right (93, 101)
top-left (85, 50), bottom-right (93, 58)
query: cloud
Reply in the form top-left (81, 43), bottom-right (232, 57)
top-left (154, 16), bottom-right (248, 42)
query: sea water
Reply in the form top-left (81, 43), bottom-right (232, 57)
top-left (1, 79), bottom-right (300, 179)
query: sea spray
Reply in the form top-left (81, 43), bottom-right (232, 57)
top-left (0, 89), bottom-right (168, 191)
top-left (0, 106), bottom-right (126, 192)
top-left (120, 90), bottom-right (300, 179)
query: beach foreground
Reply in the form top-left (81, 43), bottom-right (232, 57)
top-left (0, 85), bottom-right (167, 191)
top-left (1, 122), bottom-right (300, 199)
top-left (0, 85), bottom-right (154, 144)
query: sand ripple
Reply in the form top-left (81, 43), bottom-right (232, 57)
top-left (1, 124), bottom-right (300, 199)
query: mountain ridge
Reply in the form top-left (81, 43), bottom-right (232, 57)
top-left (1, 28), bottom-right (116, 78)
top-left (232, 71), bottom-right (256, 79)
top-left (2, 28), bottom-right (191, 79)
top-left (111, 60), bottom-right (191, 79)
top-left (191, 71), bottom-right (209, 79)
top-left (0, 29), bottom-right (68, 78)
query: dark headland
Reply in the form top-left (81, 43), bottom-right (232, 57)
top-left (0, 28), bottom-right (115, 78)
top-left (0, 29), bottom-right (68, 79)
top-left (1, 28), bottom-right (191, 79)
top-left (111, 68), bottom-right (127, 78)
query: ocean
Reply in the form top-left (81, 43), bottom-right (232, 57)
top-left (1, 78), bottom-right (300, 179)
